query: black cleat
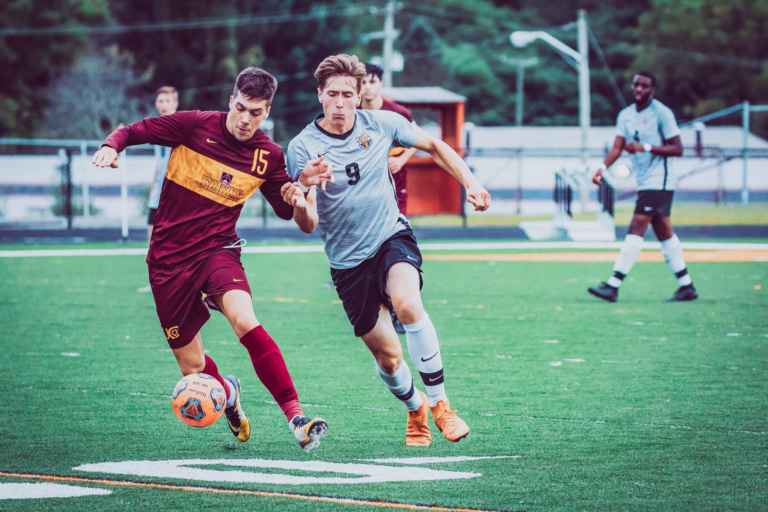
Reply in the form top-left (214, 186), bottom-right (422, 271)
top-left (669, 284), bottom-right (698, 302)
top-left (587, 282), bottom-right (618, 303)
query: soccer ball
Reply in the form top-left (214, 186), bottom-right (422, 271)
top-left (171, 373), bottom-right (226, 428)
top-left (610, 163), bottom-right (631, 179)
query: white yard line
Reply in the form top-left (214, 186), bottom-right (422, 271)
top-left (0, 240), bottom-right (766, 258)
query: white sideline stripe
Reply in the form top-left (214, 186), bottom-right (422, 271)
top-left (1, 241), bottom-right (766, 258)
top-left (0, 471), bottom-right (496, 511)
top-left (0, 483), bottom-right (111, 500)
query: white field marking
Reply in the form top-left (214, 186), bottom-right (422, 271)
top-left (550, 361), bottom-right (563, 367)
top-left (0, 471), bottom-right (496, 512)
top-left (61, 352), bottom-right (80, 357)
top-left (726, 333), bottom-right (742, 337)
top-left (364, 456), bottom-right (519, 465)
top-left (73, 458), bottom-right (482, 485)
top-left (543, 339), bottom-right (560, 344)
top-left (2, 241), bottom-right (767, 258)
top-left (0, 483), bottom-right (111, 500)
top-left (563, 358), bottom-right (585, 364)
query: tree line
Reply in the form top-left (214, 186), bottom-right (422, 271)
top-left (1, 0), bottom-right (766, 143)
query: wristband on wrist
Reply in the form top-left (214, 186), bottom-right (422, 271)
top-left (642, 143), bottom-right (652, 153)
top-left (597, 164), bottom-right (607, 172)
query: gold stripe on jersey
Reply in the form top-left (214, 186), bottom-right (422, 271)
top-left (165, 145), bottom-right (264, 207)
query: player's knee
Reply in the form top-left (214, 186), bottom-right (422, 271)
top-left (392, 296), bottom-right (423, 325)
top-left (376, 354), bottom-right (402, 375)
top-left (230, 311), bottom-right (259, 337)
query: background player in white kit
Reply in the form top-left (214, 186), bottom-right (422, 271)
top-left (589, 71), bottom-right (698, 303)
top-left (281, 54), bottom-right (490, 447)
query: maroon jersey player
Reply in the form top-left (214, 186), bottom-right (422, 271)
top-left (92, 67), bottom-right (331, 451)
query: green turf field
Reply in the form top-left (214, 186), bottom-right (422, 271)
top-left (1, 246), bottom-right (766, 511)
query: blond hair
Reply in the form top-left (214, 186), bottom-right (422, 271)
top-left (314, 54), bottom-right (366, 92)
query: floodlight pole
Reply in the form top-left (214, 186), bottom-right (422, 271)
top-left (510, 10), bottom-right (591, 202)
top-left (741, 100), bottom-right (750, 205)
top-left (382, 0), bottom-right (396, 87)
top-left (577, 9), bottom-right (590, 170)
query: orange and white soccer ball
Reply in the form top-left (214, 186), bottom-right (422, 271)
top-left (171, 373), bottom-right (226, 428)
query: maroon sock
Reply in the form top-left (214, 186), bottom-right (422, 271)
top-left (240, 325), bottom-right (303, 420)
top-left (202, 353), bottom-right (231, 402)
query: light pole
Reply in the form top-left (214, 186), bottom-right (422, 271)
top-left (510, 9), bottom-right (591, 169)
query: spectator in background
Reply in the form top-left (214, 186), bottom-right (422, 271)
top-left (138, 86), bottom-right (178, 293)
top-left (147, 86), bottom-right (179, 240)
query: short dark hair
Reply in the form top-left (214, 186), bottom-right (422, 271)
top-left (364, 62), bottom-right (383, 80)
top-left (233, 67), bottom-right (278, 103)
top-left (634, 71), bottom-right (657, 87)
top-left (314, 54), bottom-right (366, 92)
top-left (155, 85), bottom-right (178, 97)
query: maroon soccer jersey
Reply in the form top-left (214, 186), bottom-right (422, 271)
top-left (104, 111), bottom-right (292, 267)
top-left (380, 98), bottom-right (413, 214)
top-left (381, 98), bottom-right (413, 123)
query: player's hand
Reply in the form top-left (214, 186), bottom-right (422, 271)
top-left (301, 156), bottom-right (334, 189)
top-left (466, 182), bottom-right (491, 212)
top-left (281, 182), bottom-right (308, 209)
top-left (92, 146), bottom-right (119, 168)
top-left (388, 155), bottom-right (406, 174)
top-left (624, 143), bottom-right (642, 154)
top-left (592, 168), bottom-right (604, 185)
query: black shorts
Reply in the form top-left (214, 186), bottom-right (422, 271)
top-left (147, 208), bottom-right (158, 225)
top-left (634, 190), bottom-right (674, 217)
top-left (331, 229), bottom-right (423, 337)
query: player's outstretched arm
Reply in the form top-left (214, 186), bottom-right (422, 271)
top-left (281, 182), bottom-right (318, 233)
top-left (593, 135), bottom-right (625, 185)
top-left (411, 132), bottom-right (490, 212)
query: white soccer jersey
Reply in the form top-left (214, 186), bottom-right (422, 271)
top-left (616, 99), bottom-right (681, 190)
top-left (287, 110), bottom-right (420, 269)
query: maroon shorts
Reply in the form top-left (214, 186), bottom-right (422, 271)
top-left (149, 249), bottom-right (251, 349)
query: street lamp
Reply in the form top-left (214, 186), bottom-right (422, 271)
top-left (510, 10), bottom-right (591, 169)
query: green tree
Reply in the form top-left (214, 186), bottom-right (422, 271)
top-left (44, 45), bottom-right (150, 138)
top-left (107, 0), bottom-right (379, 142)
top-left (0, 0), bottom-right (109, 136)
top-left (633, 0), bottom-right (768, 133)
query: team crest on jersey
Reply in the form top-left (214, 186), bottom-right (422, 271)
top-left (357, 132), bottom-right (371, 150)
top-left (220, 172), bottom-right (234, 185)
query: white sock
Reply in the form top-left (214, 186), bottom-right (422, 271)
top-left (607, 234), bottom-right (644, 287)
top-left (661, 234), bottom-right (693, 286)
top-left (403, 315), bottom-right (446, 406)
top-left (377, 362), bottom-right (423, 411)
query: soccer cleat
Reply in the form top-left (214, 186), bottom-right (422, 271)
top-left (587, 282), bottom-right (619, 303)
top-left (670, 284), bottom-right (698, 302)
top-left (405, 391), bottom-right (432, 447)
top-left (224, 375), bottom-right (251, 443)
top-left (290, 415), bottom-right (328, 452)
top-left (431, 400), bottom-right (470, 443)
